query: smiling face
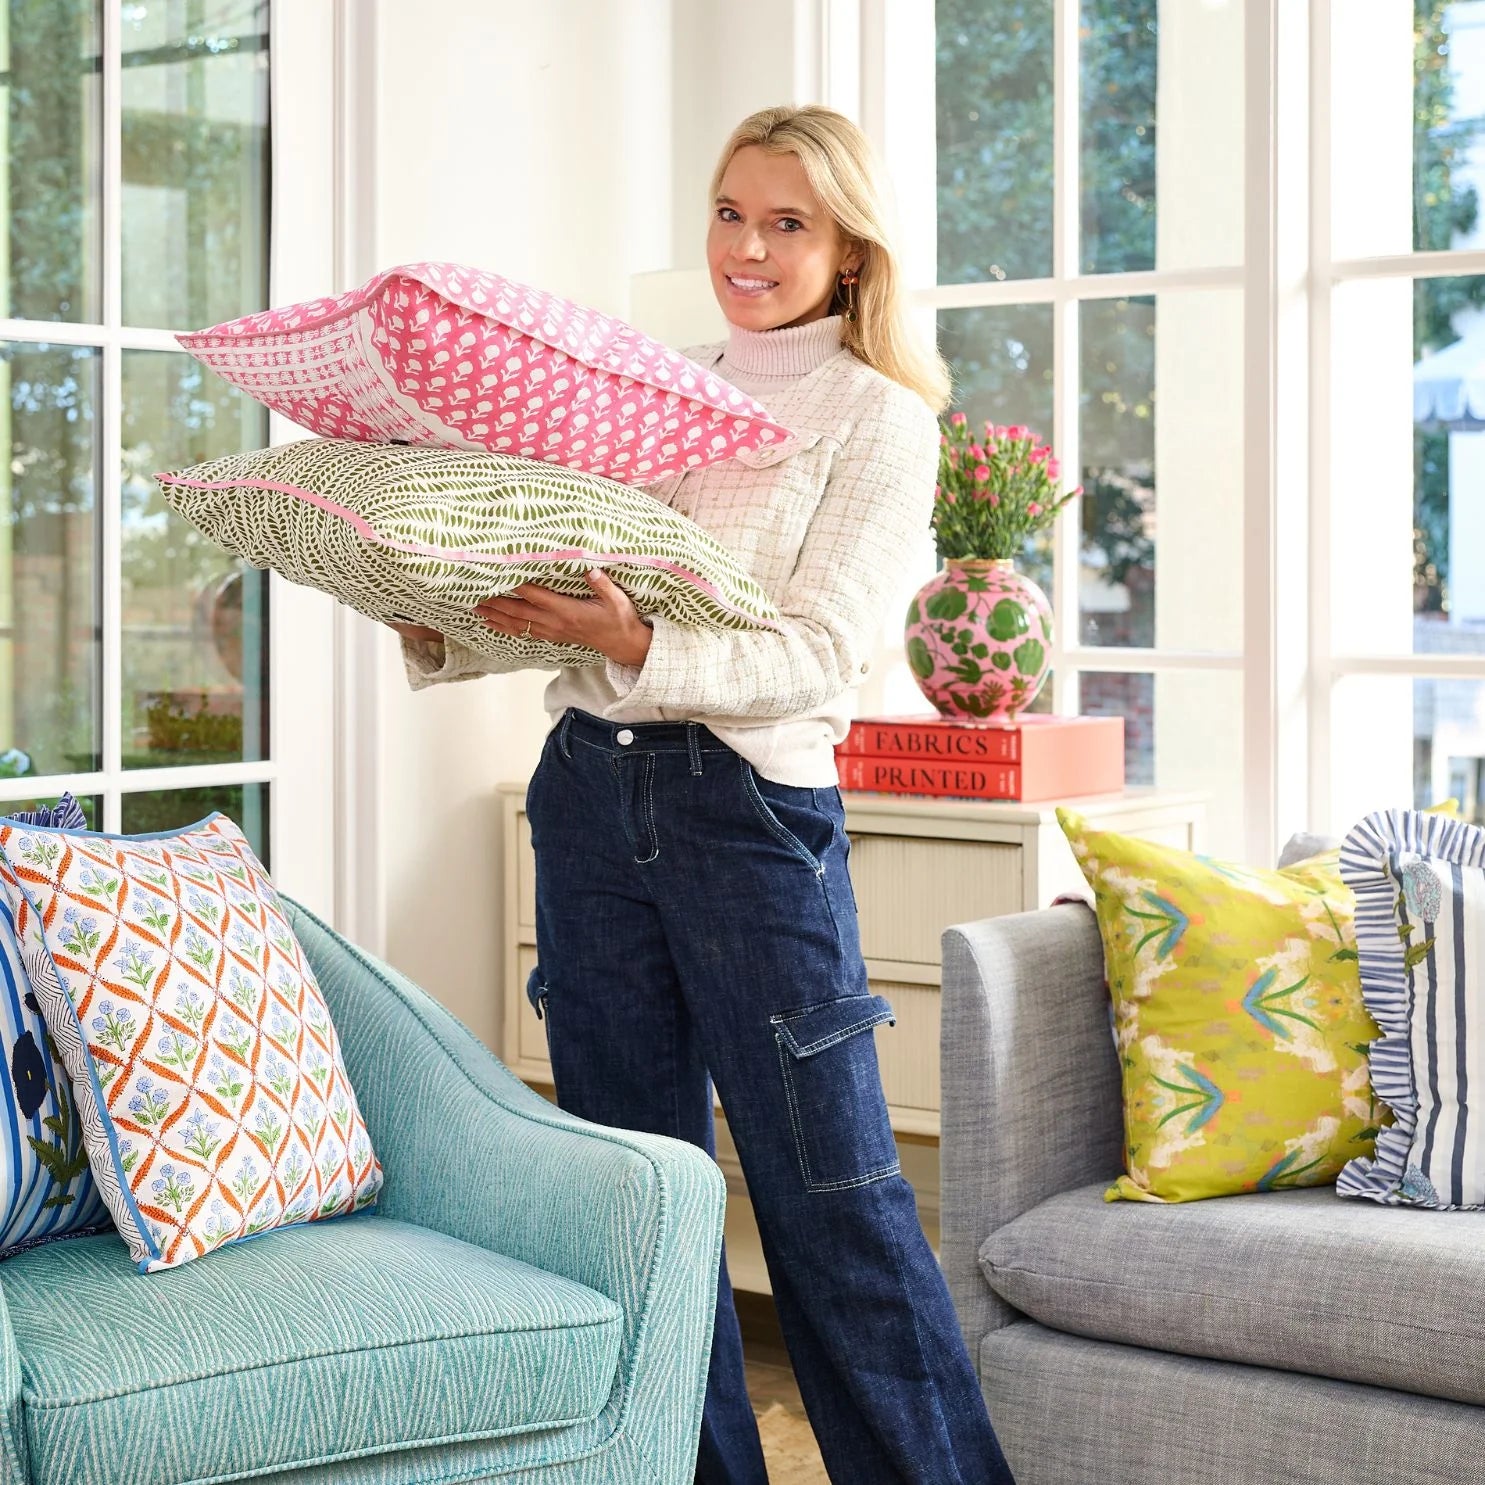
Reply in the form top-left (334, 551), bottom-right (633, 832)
top-left (708, 144), bottom-right (860, 331)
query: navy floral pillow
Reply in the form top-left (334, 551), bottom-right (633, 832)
top-left (0, 794), bottom-right (111, 1255)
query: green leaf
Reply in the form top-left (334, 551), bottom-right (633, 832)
top-left (987, 598), bottom-right (1030, 641)
top-left (926, 586), bottom-right (968, 622)
top-left (1404, 940), bottom-right (1435, 970)
top-left (906, 598), bottom-right (920, 626)
top-left (1329, 948), bottom-right (1359, 962)
top-left (971, 643), bottom-right (989, 658)
top-left (1012, 638), bottom-right (1046, 676)
top-left (1398, 923), bottom-right (1416, 939)
top-left (991, 652), bottom-right (1012, 671)
top-left (906, 636), bottom-right (935, 680)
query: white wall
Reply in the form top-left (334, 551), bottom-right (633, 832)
top-left (367, 0), bottom-right (820, 1044)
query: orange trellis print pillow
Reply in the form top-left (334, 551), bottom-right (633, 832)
top-left (0, 813), bottom-right (382, 1272)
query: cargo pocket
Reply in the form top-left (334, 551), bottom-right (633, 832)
top-left (525, 964), bottom-right (549, 1022)
top-left (771, 992), bottom-right (900, 1192)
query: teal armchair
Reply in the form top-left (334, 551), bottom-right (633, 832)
top-left (0, 899), bottom-right (726, 1485)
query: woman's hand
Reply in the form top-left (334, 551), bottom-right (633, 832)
top-left (387, 620), bottom-right (444, 644)
top-left (475, 568), bottom-right (654, 668)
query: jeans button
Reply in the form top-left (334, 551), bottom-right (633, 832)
top-left (616, 728), bottom-right (634, 745)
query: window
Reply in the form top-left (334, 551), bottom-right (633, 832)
top-left (932, 0), bottom-right (1248, 853)
top-left (918, 0), bottom-right (1485, 856)
top-left (1326, 0), bottom-right (1485, 834)
top-left (0, 1), bottom-right (335, 889)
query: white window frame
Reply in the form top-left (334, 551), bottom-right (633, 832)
top-left (0, 0), bottom-right (342, 918)
top-left (823, 0), bottom-right (1485, 862)
top-left (1309, 0), bottom-right (1485, 834)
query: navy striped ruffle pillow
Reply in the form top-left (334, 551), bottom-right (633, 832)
top-left (1338, 808), bottom-right (1485, 1208)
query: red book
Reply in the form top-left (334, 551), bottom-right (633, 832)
top-left (835, 714), bottom-right (1124, 801)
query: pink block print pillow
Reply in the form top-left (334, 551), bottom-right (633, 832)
top-left (177, 261), bottom-right (795, 486)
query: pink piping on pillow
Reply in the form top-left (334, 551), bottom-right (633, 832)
top-left (156, 472), bottom-right (790, 633)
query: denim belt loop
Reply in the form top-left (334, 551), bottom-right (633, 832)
top-left (558, 709), bottom-right (574, 760)
top-left (687, 721), bottom-right (703, 776)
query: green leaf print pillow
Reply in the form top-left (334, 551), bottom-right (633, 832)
top-left (1058, 809), bottom-right (1388, 1203)
top-left (155, 438), bottom-right (785, 670)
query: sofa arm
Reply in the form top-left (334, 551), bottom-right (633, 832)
top-left (284, 899), bottom-right (726, 1485)
top-left (940, 904), bottom-right (1123, 1347)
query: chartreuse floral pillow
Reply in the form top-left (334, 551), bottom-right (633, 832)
top-left (155, 436), bottom-right (786, 670)
top-left (1058, 809), bottom-right (1389, 1203)
top-left (0, 812), bottom-right (383, 1272)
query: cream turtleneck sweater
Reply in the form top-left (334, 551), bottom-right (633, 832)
top-left (401, 312), bottom-right (941, 787)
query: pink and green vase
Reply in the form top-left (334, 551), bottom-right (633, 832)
top-left (904, 558), bottom-right (1052, 722)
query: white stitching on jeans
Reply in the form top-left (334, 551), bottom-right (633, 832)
top-left (775, 1025), bottom-right (901, 1193)
top-left (635, 753), bottom-right (659, 863)
top-left (741, 759), bottom-right (823, 873)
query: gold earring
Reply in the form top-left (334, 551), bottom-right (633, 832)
top-left (840, 270), bottom-right (859, 322)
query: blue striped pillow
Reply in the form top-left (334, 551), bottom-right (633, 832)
top-left (1338, 807), bottom-right (1485, 1209)
top-left (0, 795), bottom-right (111, 1253)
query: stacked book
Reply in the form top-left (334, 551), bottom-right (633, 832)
top-left (835, 713), bottom-right (1125, 802)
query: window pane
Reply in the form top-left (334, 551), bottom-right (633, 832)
top-left (938, 304), bottom-right (1056, 590)
top-left (1079, 289), bottom-right (1243, 651)
top-left (1331, 0), bottom-right (1485, 260)
top-left (1080, 0), bottom-right (1244, 275)
top-left (2, 1), bottom-right (102, 322)
top-left (1332, 675), bottom-right (1485, 833)
top-left (1078, 668), bottom-right (1244, 856)
top-left (1, 343), bottom-right (100, 777)
top-left (1334, 273), bottom-right (1485, 660)
top-left (121, 350), bottom-right (267, 770)
top-left (936, 0), bottom-right (1053, 283)
top-left (0, 794), bottom-right (101, 829)
top-left (122, 0), bottom-right (270, 330)
top-left (121, 783), bottom-right (268, 862)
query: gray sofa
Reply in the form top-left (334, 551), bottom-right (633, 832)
top-left (940, 902), bottom-right (1485, 1485)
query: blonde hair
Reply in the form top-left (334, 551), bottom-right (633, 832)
top-left (708, 105), bottom-right (951, 413)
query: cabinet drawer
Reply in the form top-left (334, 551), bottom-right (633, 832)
top-left (848, 835), bottom-right (1022, 965)
top-left (873, 978), bottom-right (940, 1118)
top-left (516, 815), bottom-right (535, 930)
top-left (515, 943), bottom-right (550, 1068)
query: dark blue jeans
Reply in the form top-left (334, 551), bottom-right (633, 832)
top-left (523, 707), bottom-right (1015, 1485)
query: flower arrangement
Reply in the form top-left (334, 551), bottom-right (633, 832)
top-left (933, 413), bottom-right (1080, 562)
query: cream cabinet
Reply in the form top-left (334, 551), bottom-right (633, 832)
top-left (498, 781), bottom-right (1205, 1291)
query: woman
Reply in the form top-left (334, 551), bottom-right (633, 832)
top-left (394, 105), bottom-right (1016, 1485)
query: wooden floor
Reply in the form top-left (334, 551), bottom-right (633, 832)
top-left (738, 1292), bottom-right (829, 1482)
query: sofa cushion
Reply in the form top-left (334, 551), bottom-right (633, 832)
top-left (1338, 807), bottom-right (1485, 1209)
top-left (1056, 809), bottom-right (1386, 1203)
top-left (0, 794), bottom-right (112, 1256)
top-left (176, 259), bottom-right (795, 484)
top-left (156, 437), bottom-right (786, 673)
top-left (982, 1183), bottom-right (1485, 1406)
top-left (2, 1215), bottom-right (623, 1485)
top-left (0, 812), bottom-right (383, 1272)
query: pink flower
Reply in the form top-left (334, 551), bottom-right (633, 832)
top-left (1029, 445), bottom-right (1050, 464)
top-left (969, 444), bottom-right (984, 460)
top-left (946, 491), bottom-right (957, 504)
top-left (950, 412), bottom-right (967, 426)
top-left (934, 484), bottom-right (942, 498)
top-left (1007, 424), bottom-right (1029, 441)
top-left (973, 463), bottom-right (990, 481)
top-left (1047, 458), bottom-right (1061, 479)
top-left (940, 434), bottom-right (948, 446)
top-left (988, 493), bottom-right (1000, 507)
top-left (1028, 502), bottom-right (1042, 516)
